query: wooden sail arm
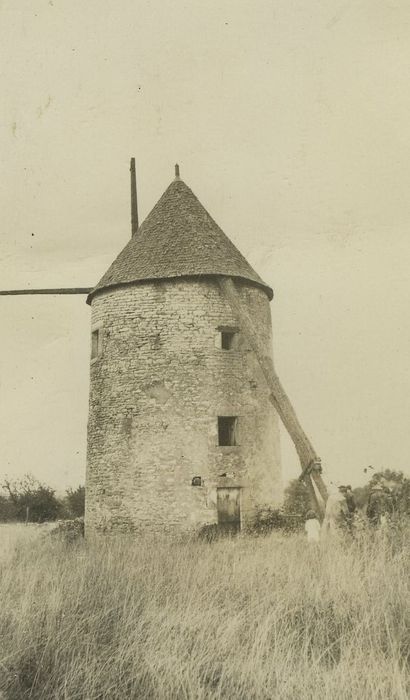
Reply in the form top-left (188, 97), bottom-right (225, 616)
top-left (218, 277), bottom-right (328, 514)
top-left (0, 288), bottom-right (92, 296)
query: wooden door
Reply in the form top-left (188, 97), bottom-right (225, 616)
top-left (217, 487), bottom-right (241, 533)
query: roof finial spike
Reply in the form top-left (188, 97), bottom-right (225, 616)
top-left (174, 163), bottom-right (180, 180)
top-left (130, 157), bottom-right (139, 237)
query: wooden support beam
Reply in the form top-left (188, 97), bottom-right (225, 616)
top-left (0, 288), bottom-right (92, 296)
top-left (218, 276), bottom-right (328, 515)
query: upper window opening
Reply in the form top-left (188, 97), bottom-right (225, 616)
top-left (218, 416), bottom-right (238, 446)
top-left (91, 328), bottom-right (102, 361)
top-left (221, 331), bottom-right (236, 350)
top-left (216, 326), bottom-right (239, 350)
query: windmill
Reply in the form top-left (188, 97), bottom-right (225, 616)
top-left (1, 159), bottom-right (328, 523)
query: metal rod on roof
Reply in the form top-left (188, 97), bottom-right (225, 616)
top-left (0, 288), bottom-right (92, 296)
top-left (174, 163), bottom-right (180, 180)
top-left (130, 157), bottom-right (139, 237)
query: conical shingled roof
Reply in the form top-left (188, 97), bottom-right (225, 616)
top-left (87, 177), bottom-right (273, 303)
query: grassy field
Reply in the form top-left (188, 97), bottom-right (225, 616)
top-left (0, 524), bottom-right (409, 699)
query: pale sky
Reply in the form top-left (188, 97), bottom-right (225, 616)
top-left (1, 0), bottom-right (410, 493)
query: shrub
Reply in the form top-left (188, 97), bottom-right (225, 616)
top-left (251, 506), bottom-right (304, 535)
top-left (65, 485), bottom-right (85, 518)
top-left (2, 475), bottom-right (63, 523)
top-left (0, 494), bottom-right (18, 522)
top-left (50, 517), bottom-right (85, 543)
top-left (282, 478), bottom-right (311, 515)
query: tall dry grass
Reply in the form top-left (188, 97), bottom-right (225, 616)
top-left (0, 525), bottom-right (409, 699)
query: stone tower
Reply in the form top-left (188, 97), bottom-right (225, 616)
top-left (85, 165), bottom-right (282, 535)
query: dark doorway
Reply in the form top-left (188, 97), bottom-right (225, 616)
top-left (217, 487), bottom-right (241, 534)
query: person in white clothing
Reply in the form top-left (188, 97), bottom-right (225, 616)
top-left (321, 483), bottom-right (348, 540)
top-left (304, 509), bottom-right (321, 543)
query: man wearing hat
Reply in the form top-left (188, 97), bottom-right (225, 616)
top-left (366, 481), bottom-right (389, 527)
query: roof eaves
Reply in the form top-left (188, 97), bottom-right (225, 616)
top-left (86, 273), bottom-right (273, 305)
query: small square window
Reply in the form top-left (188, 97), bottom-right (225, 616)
top-left (91, 328), bottom-right (102, 361)
top-left (216, 326), bottom-right (239, 350)
top-left (218, 416), bottom-right (238, 446)
top-left (221, 331), bottom-right (235, 350)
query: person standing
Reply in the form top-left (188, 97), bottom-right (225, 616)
top-left (304, 510), bottom-right (321, 543)
top-left (344, 485), bottom-right (356, 514)
top-left (366, 483), bottom-right (387, 527)
top-left (321, 484), bottom-right (347, 539)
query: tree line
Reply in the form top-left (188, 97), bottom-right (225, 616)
top-left (282, 468), bottom-right (410, 517)
top-left (2, 468), bottom-right (409, 525)
top-left (0, 474), bottom-right (85, 523)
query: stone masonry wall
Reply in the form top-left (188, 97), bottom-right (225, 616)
top-left (85, 278), bottom-right (282, 535)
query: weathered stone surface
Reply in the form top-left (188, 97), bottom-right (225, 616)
top-left (85, 278), bottom-right (282, 535)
